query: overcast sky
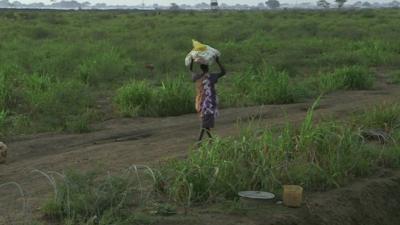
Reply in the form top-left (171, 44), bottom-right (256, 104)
top-left (17, 0), bottom-right (394, 6)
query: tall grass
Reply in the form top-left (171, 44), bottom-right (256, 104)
top-left (246, 68), bottom-right (297, 105)
top-left (78, 48), bottom-right (134, 86)
top-left (115, 67), bottom-right (303, 117)
top-left (42, 167), bottom-right (156, 225)
top-left (355, 103), bottom-right (400, 131)
top-left (0, 73), bottom-right (93, 135)
top-left (219, 67), bottom-right (303, 107)
top-left (154, 76), bottom-right (195, 116)
top-left (1, 9), bottom-right (400, 135)
top-left (114, 81), bottom-right (154, 117)
top-left (0, 110), bottom-right (7, 131)
top-left (115, 76), bottom-right (195, 117)
top-left (313, 66), bottom-right (375, 93)
top-left (22, 76), bottom-right (92, 131)
top-left (389, 70), bottom-right (400, 84)
top-left (39, 102), bottom-right (400, 222)
top-left (156, 100), bottom-right (400, 204)
top-left (0, 69), bottom-right (16, 111)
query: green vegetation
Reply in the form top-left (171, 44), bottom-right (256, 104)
top-left (1, 9), bottom-right (400, 136)
top-left (311, 66), bottom-right (375, 93)
top-left (41, 167), bottom-right (157, 225)
top-left (115, 76), bottom-right (195, 117)
top-left (221, 68), bottom-right (299, 107)
top-left (156, 100), bottom-right (400, 204)
top-left (42, 101), bottom-right (400, 224)
top-left (0, 110), bottom-right (7, 129)
top-left (389, 70), bottom-right (400, 84)
top-left (355, 103), bottom-right (400, 131)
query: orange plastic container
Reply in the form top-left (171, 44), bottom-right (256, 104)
top-left (283, 185), bottom-right (303, 207)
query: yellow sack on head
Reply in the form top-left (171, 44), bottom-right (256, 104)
top-left (185, 40), bottom-right (221, 67)
top-left (192, 39), bottom-right (207, 52)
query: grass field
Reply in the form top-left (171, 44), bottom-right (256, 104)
top-left (1, 9), bottom-right (400, 224)
top-left (1, 9), bottom-right (400, 137)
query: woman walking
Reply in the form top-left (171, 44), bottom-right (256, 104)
top-left (190, 57), bottom-right (226, 142)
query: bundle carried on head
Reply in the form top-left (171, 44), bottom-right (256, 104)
top-left (185, 40), bottom-right (221, 66)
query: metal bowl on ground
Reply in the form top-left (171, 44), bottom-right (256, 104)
top-left (238, 191), bottom-right (275, 208)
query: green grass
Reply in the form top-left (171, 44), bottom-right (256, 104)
top-left (226, 68), bottom-right (299, 106)
top-left (0, 110), bottom-right (7, 132)
top-left (311, 66), bottom-right (375, 93)
top-left (115, 80), bottom-right (155, 117)
top-left (156, 100), bottom-right (400, 204)
top-left (355, 103), bottom-right (400, 131)
top-left (389, 70), bottom-right (400, 84)
top-left (337, 66), bottom-right (375, 90)
top-left (115, 75), bottom-right (195, 117)
top-left (1, 9), bottom-right (400, 136)
top-left (40, 101), bottom-right (400, 222)
top-left (41, 168), bottom-right (157, 225)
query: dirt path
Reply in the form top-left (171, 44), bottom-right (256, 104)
top-left (1, 79), bottom-right (399, 223)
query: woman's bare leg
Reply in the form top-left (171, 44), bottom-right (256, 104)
top-left (198, 129), bottom-right (205, 141)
